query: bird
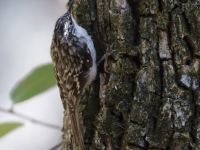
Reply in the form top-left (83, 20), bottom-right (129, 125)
top-left (50, 0), bottom-right (97, 149)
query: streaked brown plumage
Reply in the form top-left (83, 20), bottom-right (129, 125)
top-left (50, 0), bottom-right (97, 149)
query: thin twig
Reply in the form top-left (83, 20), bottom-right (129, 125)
top-left (0, 107), bottom-right (62, 130)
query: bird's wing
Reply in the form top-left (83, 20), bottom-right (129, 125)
top-left (51, 35), bottom-right (93, 150)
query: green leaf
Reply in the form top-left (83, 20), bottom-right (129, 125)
top-left (11, 63), bottom-right (56, 103)
top-left (0, 122), bottom-right (23, 138)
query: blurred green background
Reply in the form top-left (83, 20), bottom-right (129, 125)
top-left (0, 0), bottom-right (68, 149)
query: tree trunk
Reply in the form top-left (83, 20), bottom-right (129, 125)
top-left (70, 0), bottom-right (200, 149)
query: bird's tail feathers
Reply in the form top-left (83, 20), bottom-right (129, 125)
top-left (70, 108), bottom-right (84, 150)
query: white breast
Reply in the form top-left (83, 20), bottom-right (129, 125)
top-left (72, 18), bottom-right (97, 86)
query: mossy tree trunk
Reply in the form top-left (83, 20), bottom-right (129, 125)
top-left (72, 0), bottom-right (200, 149)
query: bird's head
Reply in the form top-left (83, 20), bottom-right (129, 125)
top-left (55, 0), bottom-right (75, 39)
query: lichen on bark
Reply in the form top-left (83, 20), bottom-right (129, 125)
top-left (71, 0), bottom-right (200, 149)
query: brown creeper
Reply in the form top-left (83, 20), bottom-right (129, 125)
top-left (50, 0), bottom-right (97, 149)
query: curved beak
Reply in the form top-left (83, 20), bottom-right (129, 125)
top-left (67, 0), bottom-right (74, 13)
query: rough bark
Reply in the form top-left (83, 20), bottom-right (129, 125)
top-left (70, 0), bottom-right (200, 149)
